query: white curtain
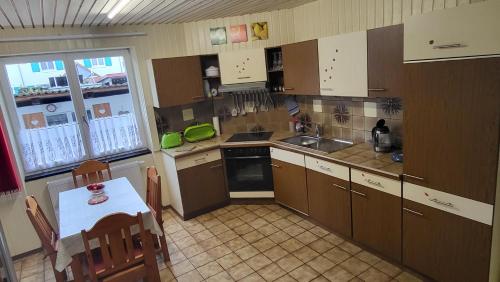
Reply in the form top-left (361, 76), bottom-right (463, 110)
top-left (19, 123), bottom-right (86, 172)
top-left (88, 113), bottom-right (142, 157)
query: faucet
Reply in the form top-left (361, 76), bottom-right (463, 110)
top-left (314, 124), bottom-right (320, 138)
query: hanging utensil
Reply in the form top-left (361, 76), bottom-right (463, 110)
top-left (253, 92), bottom-right (258, 113)
top-left (235, 93), bottom-right (241, 114)
top-left (240, 92), bottom-right (247, 116)
top-left (259, 91), bottom-right (266, 112)
top-left (231, 94), bottom-right (238, 117)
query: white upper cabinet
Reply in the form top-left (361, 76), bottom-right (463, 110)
top-left (318, 31), bottom-right (368, 97)
top-left (404, 1), bottom-right (500, 62)
top-left (219, 48), bottom-right (267, 85)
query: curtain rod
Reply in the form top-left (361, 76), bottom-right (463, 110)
top-left (0, 32), bottom-right (147, 43)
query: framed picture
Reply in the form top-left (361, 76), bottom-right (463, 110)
top-left (230, 24), bottom-right (248, 43)
top-left (210, 27), bottom-right (227, 45)
top-left (251, 22), bottom-right (269, 41)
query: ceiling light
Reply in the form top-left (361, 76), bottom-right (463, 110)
top-left (107, 0), bottom-right (131, 19)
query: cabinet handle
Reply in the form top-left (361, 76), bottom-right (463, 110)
top-left (365, 179), bottom-right (383, 188)
top-left (432, 43), bottom-right (467, 49)
top-left (429, 198), bottom-right (456, 209)
top-left (210, 164), bottom-right (222, 169)
top-left (403, 174), bottom-right (425, 181)
top-left (284, 87), bottom-right (295, 90)
top-left (192, 96), bottom-right (205, 100)
top-left (403, 207), bottom-right (424, 217)
top-left (237, 76), bottom-right (251, 79)
top-left (332, 183), bottom-right (347, 191)
top-left (270, 163), bottom-right (281, 168)
top-left (194, 157), bottom-right (207, 163)
top-left (351, 190), bottom-right (367, 198)
top-left (368, 88), bottom-right (386, 91)
top-left (320, 87), bottom-right (333, 91)
top-left (319, 165), bottom-right (332, 172)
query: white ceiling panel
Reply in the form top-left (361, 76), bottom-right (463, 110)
top-left (0, 0), bottom-right (316, 29)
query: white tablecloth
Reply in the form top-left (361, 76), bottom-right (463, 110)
top-left (55, 177), bottom-right (163, 272)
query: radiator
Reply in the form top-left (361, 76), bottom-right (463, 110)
top-left (48, 161), bottom-right (145, 223)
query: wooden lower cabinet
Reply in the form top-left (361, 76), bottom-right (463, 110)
top-left (351, 183), bottom-right (401, 262)
top-left (177, 160), bottom-right (229, 219)
top-left (402, 199), bottom-right (492, 282)
top-left (272, 158), bottom-right (308, 214)
top-left (307, 169), bottom-right (351, 237)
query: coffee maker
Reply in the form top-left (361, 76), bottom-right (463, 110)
top-left (371, 119), bottom-right (392, 152)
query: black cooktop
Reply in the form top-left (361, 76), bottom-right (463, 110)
top-left (226, 132), bottom-right (273, 142)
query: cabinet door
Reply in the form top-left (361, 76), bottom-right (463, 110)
top-left (219, 49), bottom-right (267, 84)
top-left (403, 58), bottom-right (500, 204)
top-left (318, 31), bottom-right (367, 97)
top-left (272, 159), bottom-right (308, 215)
top-left (151, 56), bottom-right (204, 107)
top-left (404, 1), bottom-right (500, 62)
top-left (307, 169), bottom-right (351, 237)
top-left (282, 40), bottom-right (320, 95)
top-left (402, 199), bottom-right (492, 282)
top-left (351, 183), bottom-right (401, 261)
top-left (178, 160), bottom-right (228, 218)
top-left (367, 25), bottom-right (403, 98)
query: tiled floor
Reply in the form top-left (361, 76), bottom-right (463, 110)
top-left (15, 204), bottom-right (423, 281)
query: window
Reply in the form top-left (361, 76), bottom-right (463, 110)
top-left (91, 58), bottom-right (105, 66)
top-left (0, 50), bottom-right (146, 175)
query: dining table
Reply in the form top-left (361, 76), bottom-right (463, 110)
top-left (54, 177), bottom-right (163, 278)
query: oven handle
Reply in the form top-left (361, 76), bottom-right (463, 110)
top-left (224, 156), bottom-right (271, 160)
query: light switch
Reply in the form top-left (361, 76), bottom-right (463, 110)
top-left (313, 99), bottom-right (322, 112)
top-left (364, 102), bottom-right (377, 117)
top-left (182, 108), bottom-right (194, 121)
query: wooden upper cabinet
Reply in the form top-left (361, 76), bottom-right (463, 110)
top-left (150, 56), bottom-right (204, 108)
top-left (404, 0), bottom-right (500, 62)
top-left (367, 24), bottom-right (403, 98)
top-left (282, 40), bottom-right (320, 95)
top-left (318, 31), bottom-right (368, 97)
top-left (402, 199), bottom-right (492, 282)
top-left (403, 58), bottom-right (500, 204)
top-left (219, 49), bottom-right (267, 84)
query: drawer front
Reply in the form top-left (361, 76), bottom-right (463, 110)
top-left (351, 169), bottom-right (401, 197)
top-left (404, 1), bottom-right (500, 62)
top-left (176, 150), bottom-right (222, 171)
top-left (305, 156), bottom-right (349, 181)
top-left (270, 147), bottom-right (304, 167)
top-left (403, 182), bottom-right (494, 225)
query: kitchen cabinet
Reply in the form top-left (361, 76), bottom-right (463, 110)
top-left (281, 40), bottom-right (320, 95)
top-left (402, 187), bottom-right (492, 282)
top-left (404, 1), bottom-right (500, 62)
top-left (270, 148), bottom-right (308, 215)
top-left (318, 31), bottom-right (367, 97)
top-left (403, 58), bottom-right (500, 204)
top-left (367, 25), bottom-right (403, 98)
top-left (149, 56), bottom-right (204, 108)
top-left (305, 156), bottom-right (351, 237)
top-left (162, 150), bottom-right (229, 219)
top-left (219, 48), bottom-right (267, 85)
top-left (350, 169), bottom-right (401, 262)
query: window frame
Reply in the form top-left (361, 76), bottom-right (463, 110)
top-left (0, 49), bottom-right (148, 176)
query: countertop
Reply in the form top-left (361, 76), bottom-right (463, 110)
top-left (161, 131), bottom-right (403, 179)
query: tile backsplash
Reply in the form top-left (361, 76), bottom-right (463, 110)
top-left (155, 94), bottom-right (403, 147)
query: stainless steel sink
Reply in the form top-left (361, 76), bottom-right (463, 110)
top-left (280, 135), bottom-right (353, 153)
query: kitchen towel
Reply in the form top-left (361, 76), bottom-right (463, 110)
top-left (285, 96), bottom-right (300, 116)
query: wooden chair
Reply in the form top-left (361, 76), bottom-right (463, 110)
top-left (81, 212), bottom-right (160, 282)
top-left (146, 167), bottom-right (170, 263)
top-left (72, 160), bottom-right (112, 187)
top-left (25, 195), bottom-right (66, 282)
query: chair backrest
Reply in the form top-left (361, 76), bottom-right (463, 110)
top-left (72, 160), bottom-right (112, 187)
top-left (25, 195), bottom-right (57, 254)
top-left (81, 212), bottom-right (149, 280)
top-left (146, 167), bottom-right (162, 225)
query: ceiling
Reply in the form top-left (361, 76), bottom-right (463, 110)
top-left (0, 0), bottom-right (315, 29)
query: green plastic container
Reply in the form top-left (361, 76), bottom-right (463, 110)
top-left (184, 123), bottom-right (215, 142)
top-left (161, 132), bottom-right (183, 149)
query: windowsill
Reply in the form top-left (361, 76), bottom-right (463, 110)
top-left (24, 148), bottom-right (152, 182)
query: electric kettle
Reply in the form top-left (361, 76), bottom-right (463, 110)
top-left (372, 119), bottom-right (392, 152)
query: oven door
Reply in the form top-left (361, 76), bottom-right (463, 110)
top-left (225, 156), bottom-right (274, 191)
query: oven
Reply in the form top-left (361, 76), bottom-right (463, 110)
top-left (223, 146), bottom-right (274, 198)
